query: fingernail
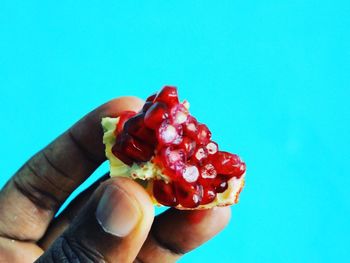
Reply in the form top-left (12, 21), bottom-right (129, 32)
top-left (96, 185), bottom-right (141, 237)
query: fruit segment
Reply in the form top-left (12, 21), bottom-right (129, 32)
top-left (102, 86), bottom-right (246, 209)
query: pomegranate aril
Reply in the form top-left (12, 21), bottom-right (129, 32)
top-left (153, 180), bottom-right (178, 206)
top-left (170, 104), bottom-right (189, 125)
top-left (182, 165), bottom-right (199, 183)
top-left (142, 101), bottom-right (153, 112)
top-left (115, 111), bottom-right (137, 134)
top-left (154, 86), bottom-right (179, 107)
top-left (146, 93), bottom-right (157, 102)
top-left (157, 121), bottom-right (182, 145)
top-left (144, 102), bottom-right (169, 130)
top-left (175, 182), bottom-right (202, 208)
top-left (160, 147), bottom-right (186, 171)
top-left (112, 134), bottom-right (133, 165)
top-left (200, 163), bottom-right (217, 179)
top-left (213, 175), bottom-right (229, 193)
top-left (212, 151), bottom-right (246, 178)
top-left (206, 141), bottom-right (218, 155)
top-left (193, 146), bottom-right (208, 164)
top-left (196, 123), bottom-right (211, 145)
top-left (113, 132), bottom-right (153, 163)
top-left (124, 113), bottom-right (156, 145)
top-left (200, 185), bottom-right (216, 205)
top-left (183, 116), bottom-right (198, 139)
top-left (178, 137), bottom-right (196, 158)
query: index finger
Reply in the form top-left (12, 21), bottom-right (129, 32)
top-left (0, 96), bottom-right (144, 242)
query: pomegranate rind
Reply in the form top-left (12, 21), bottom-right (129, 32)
top-left (102, 116), bottom-right (245, 210)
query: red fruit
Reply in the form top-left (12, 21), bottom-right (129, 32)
top-left (154, 86), bottom-right (179, 107)
top-left (183, 116), bottom-right (198, 139)
top-left (211, 151), bottom-right (246, 178)
top-left (144, 102), bottom-right (169, 130)
top-left (178, 137), bottom-right (196, 158)
top-left (115, 111), bottom-right (137, 134)
top-left (124, 113), bottom-right (156, 145)
top-left (157, 121), bottom-right (182, 146)
top-left (196, 124), bottom-right (211, 145)
top-left (175, 182), bottom-right (202, 208)
top-left (170, 104), bottom-right (189, 125)
top-left (108, 86), bottom-right (246, 209)
top-left (153, 180), bottom-right (178, 206)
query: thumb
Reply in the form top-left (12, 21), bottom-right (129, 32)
top-left (36, 177), bottom-right (154, 263)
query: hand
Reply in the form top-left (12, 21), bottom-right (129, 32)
top-left (0, 97), bottom-right (231, 262)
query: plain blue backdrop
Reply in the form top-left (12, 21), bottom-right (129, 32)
top-left (1, 1), bottom-right (349, 262)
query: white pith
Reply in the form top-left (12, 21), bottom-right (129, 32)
top-left (102, 116), bottom-right (245, 210)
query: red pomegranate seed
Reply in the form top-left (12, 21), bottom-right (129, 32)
top-left (200, 163), bottom-right (217, 179)
top-left (142, 101), bottom-right (153, 112)
top-left (146, 93), bottom-right (157, 102)
top-left (212, 151), bottom-right (246, 178)
top-left (157, 121), bottom-right (182, 145)
top-left (182, 164), bottom-right (199, 183)
top-left (111, 133), bottom-right (133, 165)
top-left (170, 104), bottom-right (189, 125)
top-left (113, 132), bottom-right (153, 163)
top-left (153, 180), bottom-right (178, 206)
top-left (124, 113), bottom-right (156, 145)
top-left (196, 123), bottom-right (211, 145)
top-left (213, 176), bottom-right (229, 193)
top-left (178, 137), bottom-right (196, 158)
top-left (160, 147), bottom-right (186, 171)
top-left (183, 116), bottom-right (198, 139)
top-left (154, 86), bottom-right (179, 107)
top-left (193, 146), bottom-right (208, 163)
top-left (175, 182), bottom-right (202, 208)
top-left (206, 141), bottom-right (218, 155)
top-left (144, 102), bottom-right (169, 130)
top-left (200, 185), bottom-right (216, 205)
top-left (115, 111), bottom-right (137, 134)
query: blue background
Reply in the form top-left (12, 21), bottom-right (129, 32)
top-left (1, 1), bottom-right (349, 262)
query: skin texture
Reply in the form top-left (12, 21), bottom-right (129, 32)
top-left (0, 97), bottom-right (231, 263)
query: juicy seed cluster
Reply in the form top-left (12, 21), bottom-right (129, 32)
top-left (112, 86), bottom-right (246, 208)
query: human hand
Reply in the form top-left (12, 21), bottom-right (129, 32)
top-left (0, 97), bottom-right (231, 262)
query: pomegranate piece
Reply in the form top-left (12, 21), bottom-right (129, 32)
top-left (154, 86), bottom-right (179, 107)
top-left (107, 85), bottom-right (246, 209)
top-left (144, 102), bottom-right (169, 130)
top-left (153, 180), bottom-right (178, 206)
